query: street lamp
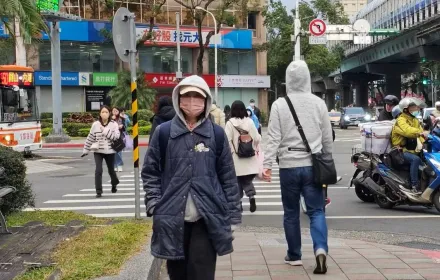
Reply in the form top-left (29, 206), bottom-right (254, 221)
top-left (421, 66), bottom-right (434, 104)
top-left (195, 6), bottom-right (218, 103)
top-left (294, 0), bottom-right (301, 61)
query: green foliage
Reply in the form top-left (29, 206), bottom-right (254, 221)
top-left (127, 109), bottom-right (154, 122)
top-left (109, 70), bottom-right (157, 110)
top-left (262, 0), bottom-right (349, 84)
top-left (0, 0), bottom-right (48, 45)
top-left (40, 112), bottom-right (99, 119)
top-left (0, 146), bottom-right (35, 215)
top-left (41, 127), bottom-right (67, 136)
top-left (78, 128), bottom-right (91, 137)
top-left (127, 125), bottom-right (152, 135)
top-left (64, 123), bottom-right (92, 136)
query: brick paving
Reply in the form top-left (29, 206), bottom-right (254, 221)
top-left (160, 232), bottom-right (440, 280)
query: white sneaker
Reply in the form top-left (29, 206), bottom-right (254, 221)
top-left (314, 248), bottom-right (328, 274)
top-left (118, 166), bottom-right (123, 172)
top-left (114, 168), bottom-right (118, 172)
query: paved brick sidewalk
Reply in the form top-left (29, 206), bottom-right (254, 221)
top-left (160, 232), bottom-right (440, 280)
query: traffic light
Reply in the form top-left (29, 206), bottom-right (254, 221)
top-left (421, 57), bottom-right (427, 63)
top-left (421, 72), bottom-right (431, 85)
top-left (369, 29), bottom-right (400, 36)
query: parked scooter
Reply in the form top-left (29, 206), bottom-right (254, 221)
top-left (351, 126), bottom-right (440, 212)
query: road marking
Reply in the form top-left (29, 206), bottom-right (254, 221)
top-left (79, 186), bottom-right (349, 192)
top-left (23, 208), bottom-right (440, 219)
top-left (65, 189), bottom-right (285, 197)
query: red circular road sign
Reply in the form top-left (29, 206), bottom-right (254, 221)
top-left (309, 19), bottom-right (326, 36)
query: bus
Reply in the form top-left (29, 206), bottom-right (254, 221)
top-left (0, 65), bottom-right (42, 153)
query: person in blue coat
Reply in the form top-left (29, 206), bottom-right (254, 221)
top-left (142, 75), bottom-right (242, 280)
top-left (246, 107), bottom-right (260, 130)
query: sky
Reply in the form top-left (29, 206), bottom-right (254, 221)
top-left (281, 0), bottom-right (296, 13)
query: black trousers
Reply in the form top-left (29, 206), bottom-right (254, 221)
top-left (94, 153), bottom-right (119, 194)
top-left (167, 219), bottom-right (217, 280)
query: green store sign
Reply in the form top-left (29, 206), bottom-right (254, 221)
top-left (93, 73), bottom-right (118, 86)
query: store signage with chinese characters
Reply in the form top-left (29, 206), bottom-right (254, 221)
top-left (145, 74), bottom-right (270, 88)
top-left (137, 27), bottom-right (223, 48)
top-left (218, 75), bottom-right (271, 88)
top-left (0, 72), bottom-right (34, 87)
top-left (145, 73), bottom-right (215, 88)
top-left (93, 73), bottom-right (118, 86)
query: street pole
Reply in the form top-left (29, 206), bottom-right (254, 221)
top-left (128, 14), bottom-right (140, 220)
top-left (50, 21), bottom-right (62, 135)
top-left (294, 0), bottom-right (301, 61)
top-left (176, 12), bottom-right (182, 79)
top-left (196, 7), bottom-right (218, 102)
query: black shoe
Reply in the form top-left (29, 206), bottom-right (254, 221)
top-left (96, 193), bottom-right (102, 198)
top-left (111, 186), bottom-right (117, 193)
top-left (249, 197), bottom-right (257, 213)
top-left (284, 256), bottom-right (303, 266)
top-left (313, 249), bottom-right (328, 274)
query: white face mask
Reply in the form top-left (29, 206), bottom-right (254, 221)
top-left (250, 103), bottom-right (255, 107)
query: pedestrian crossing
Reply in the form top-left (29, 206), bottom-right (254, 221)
top-left (25, 167), bottom-right (348, 218)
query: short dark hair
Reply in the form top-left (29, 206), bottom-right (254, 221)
top-left (230, 100), bottom-right (248, 119)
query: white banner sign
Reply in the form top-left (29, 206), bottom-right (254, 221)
top-left (218, 75), bottom-right (270, 88)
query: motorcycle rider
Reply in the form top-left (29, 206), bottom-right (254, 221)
top-left (391, 98), bottom-right (427, 194)
top-left (378, 95), bottom-right (399, 121)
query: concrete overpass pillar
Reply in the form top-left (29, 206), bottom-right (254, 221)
top-left (354, 81), bottom-right (369, 108)
top-left (386, 75), bottom-right (401, 98)
top-left (342, 86), bottom-right (351, 107)
top-left (325, 90), bottom-right (335, 110)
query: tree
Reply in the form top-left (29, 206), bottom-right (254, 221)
top-left (0, 0), bottom-right (47, 43)
top-left (174, 0), bottom-right (243, 75)
top-left (0, 39), bottom-right (15, 64)
top-left (261, 0), bottom-right (349, 85)
top-left (109, 70), bottom-right (157, 109)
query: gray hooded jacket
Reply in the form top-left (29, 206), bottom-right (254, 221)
top-left (142, 75), bottom-right (241, 259)
top-left (263, 61), bottom-right (333, 169)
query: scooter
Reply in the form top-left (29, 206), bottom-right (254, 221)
top-left (352, 127), bottom-right (440, 212)
top-left (349, 153), bottom-right (377, 203)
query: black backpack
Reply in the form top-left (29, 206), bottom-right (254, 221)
top-left (232, 126), bottom-right (255, 158)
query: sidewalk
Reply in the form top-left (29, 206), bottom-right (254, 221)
top-left (159, 232), bottom-right (440, 280)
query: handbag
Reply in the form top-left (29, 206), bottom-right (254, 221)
top-left (231, 125), bottom-right (255, 158)
top-left (388, 147), bottom-right (405, 166)
top-left (284, 96), bottom-right (337, 185)
top-left (111, 133), bottom-right (126, 152)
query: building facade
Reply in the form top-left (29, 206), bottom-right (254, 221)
top-left (0, 0), bottom-right (269, 114)
top-left (335, 0), bottom-right (368, 17)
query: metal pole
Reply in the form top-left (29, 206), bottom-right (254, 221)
top-left (176, 12), bottom-right (182, 79)
top-left (214, 16), bottom-right (218, 103)
top-left (129, 14), bottom-right (140, 219)
top-left (294, 0), bottom-right (301, 61)
top-left (51, 22), bottom-right (62, 134)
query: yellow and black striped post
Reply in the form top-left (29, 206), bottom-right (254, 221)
top-left (131, 79), bottom-right (141, 219)
top-left (131, 81), bottom-right (139, 168)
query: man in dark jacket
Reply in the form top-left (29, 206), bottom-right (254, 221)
top-left (378, 95), bottom-right (399, 121)
top-left (142, 75), bottom-right (241, 280)
top-left (150, 96), bottom-right (175, 137)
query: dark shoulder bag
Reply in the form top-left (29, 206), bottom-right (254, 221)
top-left (284, 96), bottom-right (337, 185)
top-left (231, 125), bottom-right (255, 158)
top-left (111, 133), bottom-right (125, 152)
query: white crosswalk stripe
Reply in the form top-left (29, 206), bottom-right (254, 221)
top-left (26, 167), bottom-right (349, 217)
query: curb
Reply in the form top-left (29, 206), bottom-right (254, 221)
top-left (93, 243), bottom-right (163, 280)
top-left (43, 143), bottom-right (149, 148)
top-left (419, 249), bottom-right (440, 263)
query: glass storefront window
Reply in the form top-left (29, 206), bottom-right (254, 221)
top-left (139, 47), bottom-right (193, 74)
top-left (208, 50), bottom-right (256, 75)
top-left (39, 42), bottom-right (116, 72)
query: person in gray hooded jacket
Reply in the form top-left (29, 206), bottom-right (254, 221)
top-left (263, 60), bottom-right (333, 274)
top-left (142, 75), bottom-right (241, 280)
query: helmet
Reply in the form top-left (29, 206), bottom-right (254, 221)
top-left (435, 101), bottom-right (440, 107)
top-left (391, 106), bottom-right (401, 119)
top-left (399, 97), bottom-right (426, 111)
top-left (383, 95), bottom-right (399, 106)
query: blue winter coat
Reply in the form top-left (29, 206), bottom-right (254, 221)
top-left (142, 116), bottom-right (241, 260)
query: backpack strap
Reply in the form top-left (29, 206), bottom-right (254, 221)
top-left (159, 121), bottom-right (172, 170)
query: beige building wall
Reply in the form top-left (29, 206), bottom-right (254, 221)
top-left (335, 0), bottom-right (368, 18)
